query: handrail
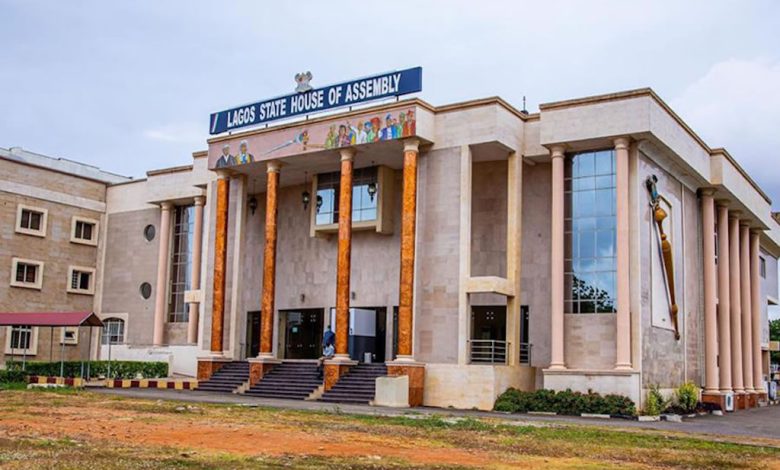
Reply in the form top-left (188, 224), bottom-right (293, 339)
top-left (468, 339), bottom-right (508, 364)
top-left (519, 342), bottom-right (533, 365)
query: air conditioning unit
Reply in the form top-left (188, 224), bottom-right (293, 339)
top-left (769, 381), bottom-right (777, 401)
top-left (724, 391), bottom-right (735, 411)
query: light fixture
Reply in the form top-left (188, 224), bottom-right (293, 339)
top-left (367, 182), bottom-right (377, 202)
top-left (248, 196), bottom-right (258, 215)
top-left (316, 195), bottom-right (323, 213)
top-left (302, 171), bottom-right (310, 210)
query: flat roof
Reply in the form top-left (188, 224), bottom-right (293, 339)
top-left (0, 146), bottom-right (132, 185)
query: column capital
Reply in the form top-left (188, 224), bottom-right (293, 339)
top-left (339, 147), bottom-right (356, 162)
top-left (160, 201), bottom-right (174, 211)
top-left (716, 199), bottom-right (731, 209)
top-left (403, 138), bottom-right (420, 153)
top-left (216, 169), bottom-right (232, 180)
top-left (739, 219), bottom-right (752, 228)
top-left (750, 228), bottom-right (763, 236)
top-left (194, 195), bottom-right (206, 206)
top-left (613, 137), bottom-right (631, 150)
top-left (550, 145), bottom-right (566, 159)
top-left (267, 160), bottom-right (282, 173)
top-left (729, 210), bottom-right (743, 220)
top-left (699, 188), bottom-right (717, 197)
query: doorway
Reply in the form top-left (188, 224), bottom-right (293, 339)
top-left (245, 311), bottom-right (261, 358)
top-left (282, 309), bottom-right (324, 359)
top-left (328, 307), bottom-right (387, 363)
top-left (470, 305), bottom-right (507, 364)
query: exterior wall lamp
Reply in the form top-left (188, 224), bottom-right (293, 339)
top-left (248, 196), bottom-right (258, 215)
top-left (302, 190), bottom-right (310, 210)
top-left (367, 182), bottom-right (377, 202)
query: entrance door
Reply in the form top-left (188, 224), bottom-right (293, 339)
top-left (245, 311), bottom-right (261, 358)
top-left (283, 309), bottom-right (323, 359)
top-left (470, 305), bottom-right (507, 364)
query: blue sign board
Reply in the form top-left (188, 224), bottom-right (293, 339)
top-left (209, 67), bottom-right (422, 135)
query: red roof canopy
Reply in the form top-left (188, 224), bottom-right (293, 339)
top-left (0, 311), bottom-right (104, 327)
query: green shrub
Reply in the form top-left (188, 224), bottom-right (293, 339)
top-left (674, 381), bottom-right (699, 414)
top-left (642, 384), bottom-right (669, 416)
top-left (0, 369), bottom-right (26, 383)
top-left (493, 388), bottom-right (635, 416)
top-left (6, 361), bottom-right (168, 379)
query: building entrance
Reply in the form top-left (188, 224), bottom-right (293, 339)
top-left (470, 305), bottom-right (507, 364)
top-left (281, 309), bottom-right (324, 359)
top-left (329, 307), bottom-right (387, 363)
top-left (245, 311), bottom-right (261, 358)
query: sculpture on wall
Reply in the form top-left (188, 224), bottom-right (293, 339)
top-left (646, 175), bottom-right (681, 340)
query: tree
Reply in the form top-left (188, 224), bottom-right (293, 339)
top-left (771, 318), bottom-right (780, 365)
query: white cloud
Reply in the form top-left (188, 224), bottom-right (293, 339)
top-left (671, 58), bottom-right (780, 204)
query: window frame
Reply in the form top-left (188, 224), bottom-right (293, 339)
top-left (60, 326), bottom-right (79, 345)
top-left (66, 265), bottom-right (96, 295)
top-left (168, 205), bottom-right (194, 323)
top-left (4, 325), bottom-right (38, 355)
top-left (101, 317), bottom-right (126, 345)
top-left (70, 216), bottom-right (99, 246)
top-left (760, 256), bottom-right (766, 278)
top-left (10, 257), bottom-right (44, 290)
top-left (15, 204), bottom-right (48, 238)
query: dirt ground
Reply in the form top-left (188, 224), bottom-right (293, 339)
top-left (1, 389), bottom-right (779, 469)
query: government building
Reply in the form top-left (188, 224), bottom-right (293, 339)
top-left (1, 84), bottom-right (776, 411)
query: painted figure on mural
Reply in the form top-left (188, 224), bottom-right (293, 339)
top-left (369, 118), bottom-right (381, 142)
top-left (215, 144), bottom-right (236, 168)
top-left (235, 140), bottom-right (255, 165)
top-left (379, 114), bottom-right (394, 140)
top-left (404, 109), bottom-right (416, 136)
top-left (337, 124), bottom-right (351, 148)
top-left (324, 125), bottom-right (337, 149)
top-left (351, 121), bottom-right (368, 145)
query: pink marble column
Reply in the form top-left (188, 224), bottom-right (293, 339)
top-left (740, 222), bottom-right (754, 392)
top-left (701, 190), bottom-right (718, 393)
top-left (614, 138), bottom-right (631, 370)
top-left (549, 145), bottom-right (566, 370)
top-left (728, 213), bottom-right (744, 394)
top-left (717, 203), bottom-right (732, 393)
top-left (153, 201), bottom-right (173, 346)
top-left (187, 196), bottom-right (205, 344)
top-left (750, 230), bottom-right (765, 393)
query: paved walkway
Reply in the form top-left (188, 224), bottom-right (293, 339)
top-left (92, 388), bottom-right (780, 443)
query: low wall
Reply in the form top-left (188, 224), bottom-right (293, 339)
top-left (99, 344), bottom-right (199, 377)
top-left (424, 364), bottom-right (536, 410)
top-left (542, 369), bottom-right (641, 406)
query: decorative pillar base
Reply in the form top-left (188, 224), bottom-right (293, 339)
top-left (324, 359), bottom-right (357, 391)
top-left (248, 357), bottom-right (281, 386)
top-left (735, 392), bottom-right (748, 410)
top-left (386, 361), bottom-right (426, 407)
top-left (747, 392), bottom-right (759, 408)
top-left (757, 391), bottom-right (768, 404)
top-left (196, 356), bottom-right (231, 381)
top-left (701, 391), bottom-right (727, 411)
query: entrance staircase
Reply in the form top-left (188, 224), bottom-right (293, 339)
top-left (244, 361), bottom-right (322, 400)
top-left (320, 363), bottom-right (387, 404)
top-left (196, 361), bottom-right (249, 393)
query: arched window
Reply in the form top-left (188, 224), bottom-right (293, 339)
top-left (102, 318), bottom-right (125, 345)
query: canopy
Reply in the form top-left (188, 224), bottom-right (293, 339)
top-left (0, 311), bottom-right (103, 327)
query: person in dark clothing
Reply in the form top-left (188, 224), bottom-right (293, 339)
top-left (323, 325), bottom-right (335, 347)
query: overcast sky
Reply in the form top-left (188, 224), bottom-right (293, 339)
top-left (1, 0), bottom-right (779, 202)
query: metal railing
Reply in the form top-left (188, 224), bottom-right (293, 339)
top-left (519, 342), bottom-right (533, 365)
top-left (468, 340), bottom-right (508, 364)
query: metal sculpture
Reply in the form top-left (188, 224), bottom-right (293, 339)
top-left (646, 175), bottom-right (681, 340)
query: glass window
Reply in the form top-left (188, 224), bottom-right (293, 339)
top-left (102, 318), bottom-right (125, 345)
top-left (70, 270), bottom-right (91, 291)
top-left (565, 150), bottom-right (617, 314)
top-left (315, 167), bottom-right (378, 225)
top-left (15, 263), bottom-right (38, 284)
top-left (760, 256), bottom-right (766, 278)
top-left (74, 220), bottom-right (94, 241)
top-left (9, 326), bottom-right (32, 350)
top-left (20, 210), bottom-right (42, 231)
top-left (168, 205), bottom-right (194, 322)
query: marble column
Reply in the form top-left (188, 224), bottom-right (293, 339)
top-left (187, 196), bottom-right (205, 344)
top-left (259, 161), bottom-right (281, 358)
top-left (740, 222), bottom-right (754, 393)
top-left (728, 213), bottom-right (744, 395)
top-left (701, 190), bottom-right (718, 394)
top-left (549, 145), bottom-right (566, 370)
top-left (614, 137), bottom-right (631, 370)
top-left (334, 148), bottom-right (355, 360)
top-left (210, 173), bottom-right (230, 354)
top-left (717, 203), bottom-right (732, 393)
top-left (152, 201), bottom-right (173, 346)
top-left (396, 139), bottom-right (420, 360)
top-left (750, 230), bottom-right (765, 394)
